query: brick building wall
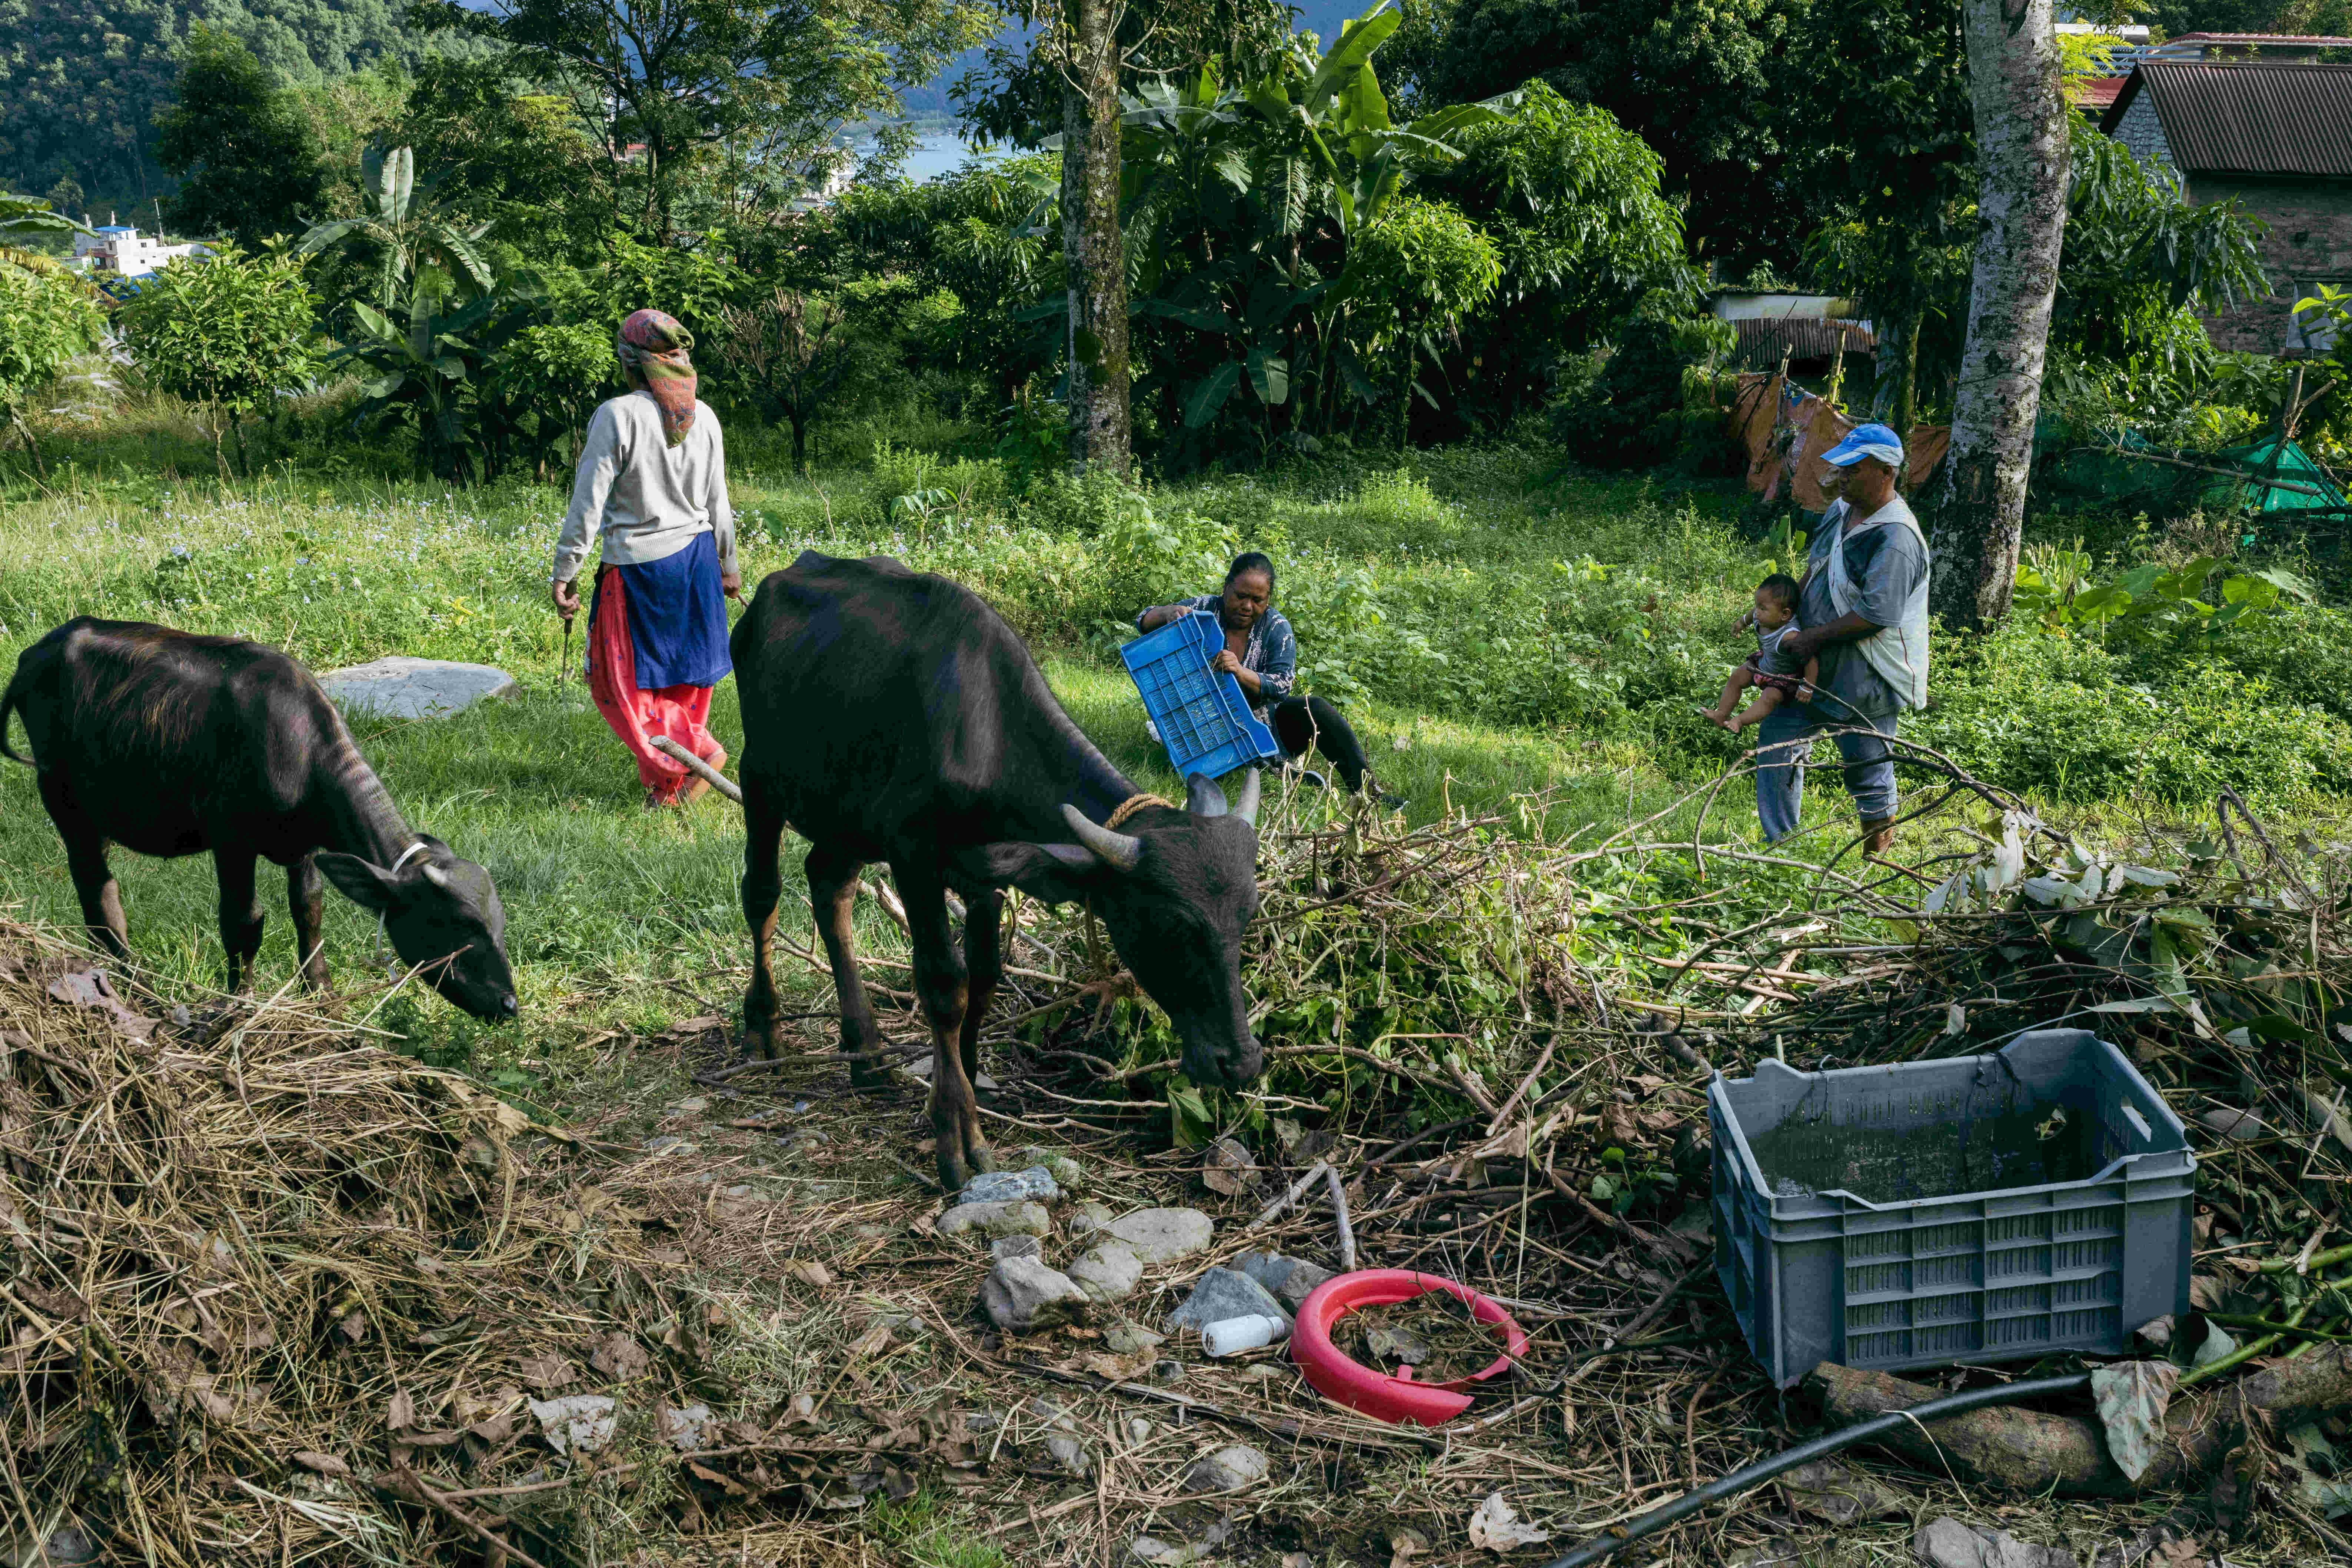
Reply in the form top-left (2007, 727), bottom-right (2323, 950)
top-left (2185, 177), bottom-right (2352, 352)
top-left (2111, 93), bottom-right (2175, 174)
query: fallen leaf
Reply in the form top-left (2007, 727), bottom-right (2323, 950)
top-left (1467, 1492), bottom-right (1550, 1552)
top-left (2092, 1361), bottom-right (2179, 1483)
top-left (517, 1350), bottom-right (577, 1394)
top-left (387, 1389), bottom-right (417, 1433)
top-left (291, 1451), bottom-right (349, 1477)
top-left (1200, 1136), bottom-right (1257, 1196)
top-left (46, 968), bottom-right (158, 1040)
top-left (1388, 1526), bottom-right (1429, 1568)
top-left (787, 1259), bottom-right (834, 1288)
top-left (847, 1324), bottom-right (892, 1358)
top-left (588, 1332), bottom-right (650, 1381)
top-left (2190, 1321), bottom-right (2236, 1370)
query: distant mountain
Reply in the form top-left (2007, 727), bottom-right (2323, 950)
top-left (0, 0), bottom-right (453, 212)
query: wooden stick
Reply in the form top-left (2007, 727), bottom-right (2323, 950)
top-left (1327, 1163), bottom-right (1357, 1271)
top-left (383, 1465), bottom-right (551, 1568)
top-left (650, 735), bottom-right (741, 802)
top-left (1246, 1160), bottom-right (1332, 1230)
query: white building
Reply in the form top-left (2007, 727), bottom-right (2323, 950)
top-left (70, 222), bottom-right (207, 278)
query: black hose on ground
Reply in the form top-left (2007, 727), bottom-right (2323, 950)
top-left (1537, 1371), bottom-right (2094, 1567)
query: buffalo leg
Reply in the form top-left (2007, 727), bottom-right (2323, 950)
top-left (740, 785), bottom-right (792, 1060)
top-left (958, 887), bottom-right (1005, 1088)
top-left (901, 863), bottom-right (993, 1191)
top-left (806, 846), bottom-right (887, 1086)
top-left (215, 849), bottom-right (265, 993)
top-left (286, 854), bottom-right (330, 990)
top-left (41, 780), bottom-right (127, 959)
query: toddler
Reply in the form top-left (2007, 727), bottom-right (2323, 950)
top-left (1701, 573), bottom-right (1816, 732)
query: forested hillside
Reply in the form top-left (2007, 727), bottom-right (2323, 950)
top-left (0, 0), bottom-right (461, 217)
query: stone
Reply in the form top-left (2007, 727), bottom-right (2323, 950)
top-left (1107, 1207), bottom-right (1214, 1264)
top-left (937, 1200), bottom-right (1051, 1240)
top-left (1913, 1518), bottom-right (2081, 1568)
top-left (317, 657), bottom-right (516, 720)
top-left (1024, 1395), bottom-right (1078, 1432)
top-left (1778, 1459), bottom-right (1910, 1525)
top-left (991, 1235), bottom-right (1042, 1262)
top-left (1182, 1443), bottom-right (1270, 1493)
top-left (643, 1136), bottom-right (696, 1156)
top-left (961, 1166), bottom-right (1060, 1205)
top-left (1045, 1434), bottom-right (1093, 1477)
top-left (1104, 1324), bottom-right (1165, 1355)
top-left (1015, 1145), bottom-right (1085, 1190)
top-left (1067, 1241), bottom-right (1145, 1305)
top-left (1231, 1249), bottom-right (1332, 1309)
top-left (1165, 1267), bottom-right (1290, 1334)
top-left (1151, 1359), bottom-right (1185, 1384)
top-left (1070, 1200), bottom-right (1115, 1235)
top-left (982, 1257), bottom-right (1090, 1334)
top-left (668, 1097), bottom-right (708, 1115)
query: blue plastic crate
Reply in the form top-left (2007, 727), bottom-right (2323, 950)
top-left (1710, 1028), bottom-right (2195, 1388)
top-left (1120, 611), bottom-right (1284, 780)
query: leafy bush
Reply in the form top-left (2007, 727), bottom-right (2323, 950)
top-left (0, 258), bottom-right (105, 476)
top-left (1548, 309), bottom-right (1737, 470)
top-left (117, 246), bottom-right (315, 478)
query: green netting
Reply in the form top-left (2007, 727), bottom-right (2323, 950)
top-left (2039, 425), bottom-right (2346, 514)
top-left (2216, 437), bottom-right (2347, 513)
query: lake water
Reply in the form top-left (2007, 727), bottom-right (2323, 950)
top-left (857, 131), bottom-right (1012, 184)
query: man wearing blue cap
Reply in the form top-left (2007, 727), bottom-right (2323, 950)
top-left (1759, 422), bottom-right (1931, 853)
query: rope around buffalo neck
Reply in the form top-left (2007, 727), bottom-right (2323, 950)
top-left (374, 842), bottom-right (430, 977)
top-left (1105, 794), bottom-right (1172, 831)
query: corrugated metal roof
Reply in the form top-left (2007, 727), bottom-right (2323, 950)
top-left (2100, 62), bottom-right (2352, 177)
top-left (2167, 32), bottom-right (2352, 46)
top-left (1731, 318), bottom-right (1876, 370)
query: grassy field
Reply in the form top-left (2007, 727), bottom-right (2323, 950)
top-left (4, 395), bottom-right (2348, 1070)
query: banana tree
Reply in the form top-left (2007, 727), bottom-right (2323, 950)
top-left (0, 190), bottom-right (93, 272)
top-left (297, 147), bottom-right (496, 313)
top-left (330, 278), bottom-right (539, 482)
top-left (1117, 5), bottom-right (1508, 450)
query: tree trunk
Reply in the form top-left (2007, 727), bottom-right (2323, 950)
top-left (1060, 0), bottom-right (1130, 477)
top-left (228, 410), bottom-right (251, 479)
top-left (789, 410), bottom-right (809, 474)
top-left (209, 405), bottom-right (232, 483)
top-left (1868, 314), bottom-right (1919, 438)
top-left (1927, 0), bottom-right (2069, 632)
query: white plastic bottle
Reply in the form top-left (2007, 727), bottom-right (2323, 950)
top-left (1202, 1314), bottom-right (1289, 1357)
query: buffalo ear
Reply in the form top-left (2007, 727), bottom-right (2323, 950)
top-left (955, 842), bottom-right (1104, 905)
top-left (315, 851), bottom-right (400, 913)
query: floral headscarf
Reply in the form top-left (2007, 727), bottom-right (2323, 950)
top-left (616, 309), bottom-right (697, 446)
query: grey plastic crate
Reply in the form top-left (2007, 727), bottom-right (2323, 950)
top-left (1710, 1028), bottom-right (2195, 1388)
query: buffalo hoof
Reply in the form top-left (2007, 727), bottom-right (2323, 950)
top-left (935, 1135), bottom-right (997, 1195)
top-left (739, 1021), bottom-right (785, 1062)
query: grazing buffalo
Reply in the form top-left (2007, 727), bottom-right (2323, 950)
top-left (0, 618), bottom-right (517, 1020)
top-left (733, 552), bottom-right (1265, 1188)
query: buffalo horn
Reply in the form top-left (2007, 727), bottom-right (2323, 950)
top-left (1061, 803), bottom-right (1143, 872)
top-left (1233, 768), bottom-right (1261, 828)
top-left (1186, 773), bottom-right (1229, 818)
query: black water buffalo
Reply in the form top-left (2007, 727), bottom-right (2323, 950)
top-left (733, 552), bottom-right (1265, 1188)
top-left (0, 618), bottom-right (517, 1020)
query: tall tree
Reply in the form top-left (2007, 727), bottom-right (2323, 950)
top-left (1060, 0), bottom-right (1129, 473)
top-left (1928, 0), bottom-right (2068, 632)
top-left (424, 0), bottom-right (999, 243)
top-left (1385, 0), bottom-right (1805, 278)
top-left (154, 27), bottom-right (329, 245)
